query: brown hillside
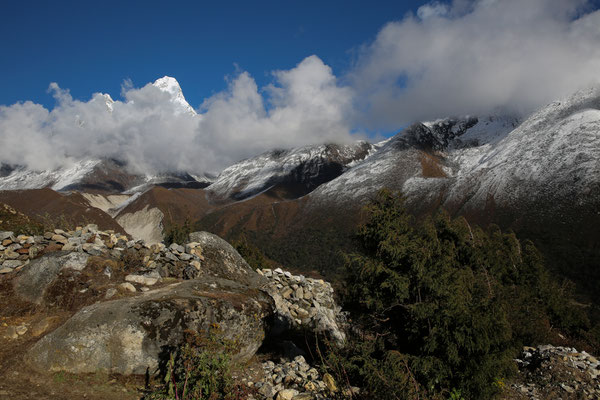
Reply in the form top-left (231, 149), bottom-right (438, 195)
top-left (0, 189), bottom-right (125, 233)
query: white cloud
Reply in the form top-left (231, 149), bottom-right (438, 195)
top-left (351, 0), bottom-right (600, 130)
top-left (0, 56), bottom-right (357, 174)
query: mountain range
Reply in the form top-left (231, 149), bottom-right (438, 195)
top-left (1, 77), bottom-right (599, 298)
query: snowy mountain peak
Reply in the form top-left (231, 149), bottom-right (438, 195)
top-left (152, 76), bottom-right (196, 115)
top-left (101, 93), bottom-right (114, 112)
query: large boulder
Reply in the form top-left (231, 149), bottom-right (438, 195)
top-left (188, 231), bottom-right (266, 287)
top-left (13, 252), bottom-right (89, 304)
top-left (25, 277), bottom-right (273, 375)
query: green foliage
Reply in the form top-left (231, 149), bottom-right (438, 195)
top-left (146, 329), bottom-right (255, 400)
top-left (233, 236), bottom-right (268, 270)
top-left (336, 189), bottom-right (589, 399)
top-left (164, 219), bottom-right (193, 246)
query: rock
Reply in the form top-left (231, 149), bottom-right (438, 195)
top-left (51, 234), bottom-right (68, 245)
top-left (125, 274), bottom-right (158, 286)
top-left (0, 231), bottom-right (14, 241)
top-left (25, 278), bottom-right (273, 374)
top-left (188, 232), bottom-right (266, 286)
top-left (2, 259), bottom-right (22, 269)
top-left (16, 325), bottom-right (28, 335)
top-left (105, 288), bottom-right (118, 299)
top-left (13, 252), bottom-right (89, 304)
top-left (178, 253), bottom-right (193, 261)
top-left (0, 268), bottom-right (12, 274)
top-left (30, 317), bottom-right (56, 337)
top-left (323, 373), bottom-right (337, 393)
top-left (3, 326), bottom-right (18, 339)
top-left (119, 282), bottom-right (137, 292)
top-left (291, 394), bottom-right (313, 400)
top-left (190, 260), bottom-right (202, 271)
top-left (82, 243), bottom-right (104, 256)
top-left (275, 389), bottom-right (298, 400)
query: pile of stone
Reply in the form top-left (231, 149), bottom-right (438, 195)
top-left (0, 224), bottom-right (207, 281)
top-left (258, 268), bottom-right (346, 344)
top-left (253, 356), bottom-right (337, 400)
top-left (0, 225), bottom-right (126, 274)
top-left (510, 345), bottom-right (600, 399)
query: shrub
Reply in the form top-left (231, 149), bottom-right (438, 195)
top-left (164, 219), bottom-right (193, 246)
top-left (146, 329), bottom-right (255, 400)
top-left (334, 189), bottom-right (589, 399)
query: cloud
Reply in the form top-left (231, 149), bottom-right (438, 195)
top-left (351, 0), bottom-right (600, 130)
top-left (0, 56), bottom-right (357, 174)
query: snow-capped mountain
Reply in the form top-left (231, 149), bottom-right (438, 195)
top-left (0, 159), bottom-right (212, 193)
top-left (153, 76), bottom-right (196, 115)
top-left (206, 141), bottom-right (375, 201)
top-left (308, 115), bottom-right (519, 207)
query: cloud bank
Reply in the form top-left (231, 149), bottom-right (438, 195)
top-left (352, 0), bottom-right (600, 129)
top-left (0, 56), bottom-right (355, 174)
top-left (1, 0), bottom-right (600, 174)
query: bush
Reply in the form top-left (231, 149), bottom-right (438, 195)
top-left (164, 219), bottom-right (193, 246)
top-left (146, 329), bottom-right (256, 400)
top-left (333, 189), bottom-right (589, 399)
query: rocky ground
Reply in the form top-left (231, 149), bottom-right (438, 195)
top-left (505, 345), bottom-right (600, 399)
top-left (0, 223), bottom-right (599, 399)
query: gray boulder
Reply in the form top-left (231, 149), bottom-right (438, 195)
top-left (188, 231), bottom-right (266, 287)
top-left (13, 252), bottom-right (89, 304)
top-left (25, 278), bottom-right (273, 375)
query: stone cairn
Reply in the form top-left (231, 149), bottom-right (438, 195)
top-left (0, 225), bottom-right (205, 284)
top-left (258, 268), bottom-right (346, 345)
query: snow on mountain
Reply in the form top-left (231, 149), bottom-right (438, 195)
top-left (206, 141), bottom-right (375, 201)
top-left (443, 86), bottom-right (600, 209)
top-left (153, 76), bottom-right (196, 115)
top-left (309, 115), bottom-right (521, 207)
top-left (0, 160), bottom-right (102, 191)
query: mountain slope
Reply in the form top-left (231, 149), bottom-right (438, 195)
top-left (206, 141), bottom-right (375, 202)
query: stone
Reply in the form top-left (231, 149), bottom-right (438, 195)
top-left (16, 325), bottom-right (28, 335)
top-left (190, 260), bottom-right (202, 271)
top-left (13, 252), bottom-right (89, 304)
top-left (187, 231), bottom-right (266, 286)
top-left (323, 373), bottom-right (337, 393)
top-left (275, 389), bottom-right (298, 400)
top-left (295, 287), bottom-right (304, 299)
top-left (4, 326), bottom-right (18, 339)
top-left (82, 243), bottom-right (104, 256)
top-left (119, 282), bottom-right (137, 293)
top-left (2, 239), bottom-right (13, 246)
top-left (30, 317), bottom-right (57, 337)
top-left (0, 268), bottom-right (12, 274)
top-left (178, 253), bottom-right (193, 261)
top-left (51, 234), bottom-right (68, 245)
top-left (282, 287), bottom-right (294, 299)
top-left (125, 274), bottom-right (158, 286)
top-left (2, 260), bottom-right (22, 269)
top-left (26, 278), bottom-right (273, 375)
top-left (291, 394), bottom-right (313, 400)
top-left (0, 231), bottom-right (14, 241)
top-left (105, 288), bottom-right (118, 299)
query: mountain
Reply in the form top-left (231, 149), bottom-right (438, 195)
top-left (152, 76), bottom-right (197, 115)
top-left (206, 141), bottom-right (375, 202)
top-left (0, 159), bottom-right (212, 194)
top-left (1, 82), bottom-right (599, 299)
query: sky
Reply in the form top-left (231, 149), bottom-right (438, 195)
top-left (1, 0), bottom-right (600, 174)
top-left (0, 0), bottom-right (423, 110)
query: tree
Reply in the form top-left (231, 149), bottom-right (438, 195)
top-left (340, 189), bottom-right (588, 399)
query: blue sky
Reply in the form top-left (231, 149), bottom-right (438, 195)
top-left (1, 0), bottom-right (425, 109)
